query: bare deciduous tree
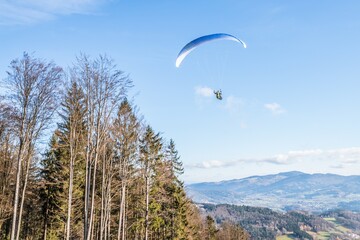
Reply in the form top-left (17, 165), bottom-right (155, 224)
top-left (4, 53), bottom-right (63, 240)
top-left (0, 100), bottom-right (16, 234)
top-left (74, 54), bottom-right (132, 240)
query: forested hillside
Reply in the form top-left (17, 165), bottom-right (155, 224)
top-left (201, 203), bottom-right (360, 240)
top-left (0, 53), bottom-right (248, 239)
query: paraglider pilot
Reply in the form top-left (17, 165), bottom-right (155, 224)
top-left (214, 89), bottom-right (222, 100)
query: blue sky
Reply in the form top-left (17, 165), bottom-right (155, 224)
top-left (1, 1), bottom-right (360, 183)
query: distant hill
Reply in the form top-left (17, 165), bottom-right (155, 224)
top-left (186, 171), bottom-right (360, 212)
top-left (200, 203), bottom-right (360, 240)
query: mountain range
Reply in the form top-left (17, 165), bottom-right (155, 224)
top-left (186, 171), bottom-right (360, 212)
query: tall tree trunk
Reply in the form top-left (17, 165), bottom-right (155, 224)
top-left (100, 152), bottom-right (106, 240)
top-left (87, 140), bottom-right (100, 240)
top-left (117, 183), bottom-right (125, 240)
top-left (87, 102), bottom-right (103, 240)
top-left (122, 189), bottom-right (126, 240)
top-left (84, 156), bottom-right (90, 239)
top-left (106, 196), bottom-right (111, 240)
top-left (15, 149), bottom-right (32, 240)
top-left (10, 148), bottom-right (22, 240)
top-left (84, 77), bottom-right (93, 240)
top-left (10, 133), bottom-right (26, 240)
top-left (43, 206), bottom-right (48, 240)
top-left (145, 175), bottom-right (149, 240)
top-left (66, 157), bottom-right (74, 240)
top-left (105, 156), bottom-right (113, 240)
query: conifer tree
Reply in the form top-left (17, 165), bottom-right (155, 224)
top-left (57, 81), bottom-right (87, 239)
top-left (112, 99), bottom-right (140, 239)
top-left (206, 216), bottom-right (217, 240)
top-left (184, 203), bottom-right (207, 240)
top-left (21, 159), bottom-right (43, 239)
top-left (39, 134), bottom-right (66, 239)
top-left (161, 139), bottom-right (188, 239)
top-left (139, 125), bottom-right (163, 240)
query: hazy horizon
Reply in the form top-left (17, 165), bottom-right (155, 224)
top-left (185, 169), bottom-right (360, 184)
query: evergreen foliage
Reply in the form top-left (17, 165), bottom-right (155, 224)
top-left (39, 135), bottom-right (66, 239)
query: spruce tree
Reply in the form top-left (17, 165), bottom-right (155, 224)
top-left (39, 134), bottom-right (66, 239)
top-left (57, 81), bottom-right (87, 239)
top-left (206, 216), bottom-right (217, 240)
top-left (162, 140), bottom-right (187, 239)
top-left (112, 99), bottom-right (140, 239)
top-left (139, 125), bottom-right (163, 240)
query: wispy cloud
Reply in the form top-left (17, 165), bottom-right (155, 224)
top-left (224, 95), bottom-right (243, 113)
top-left (0, 0), bottom-right (108, 25)
top-left (194, 88), bottom-right (244, 114)
top-left (195, 86), bottom-right (213, 98)
top-left (264, 102), bottom-right (286, 115)
top-left (186, 147), bottom-right (360, 169)
top-left (263, 149), bottom-right (324, 165)
top-left (187, 160), bottom-right (238, 169)
top-left (328, 147), bottom-right (360, 163)
top-left (330, 164), bottom-right (345, 169)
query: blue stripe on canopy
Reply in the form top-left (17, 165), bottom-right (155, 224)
top-left (175, 33), bottom-right (246, 68)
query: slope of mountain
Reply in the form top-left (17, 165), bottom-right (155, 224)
top-left (200, 203), bottom-right (360, 240)
top-left (186, 171), bottom-right (360, 212)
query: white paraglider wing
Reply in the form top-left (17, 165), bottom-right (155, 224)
top-left (175, 33), bottom-right (246, 68)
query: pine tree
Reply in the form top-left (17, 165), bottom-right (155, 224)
top-left (139, 125), bottom-right (163, 240)
top-left (22, 159), bottom-right (44, 239)
top-left (112, 99), bottom-right (140, 239)
top-left (39, 134), bottom-right (66, 239)
top-left (206, 216), bottom-right (217, 240)
top-left (184, 203), bottom-right (207, 240)
top-left (57, 81), bottom-right (87, 239)
top-left (162, 139), bottom-right (187, 239)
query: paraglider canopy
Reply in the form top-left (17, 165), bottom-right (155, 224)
top-left (175, 33), bottom-right (246, 68)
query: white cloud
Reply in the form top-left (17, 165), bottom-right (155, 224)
top-left (194, 88), bottom-right (244, 114)
top-left (327, 147), bottom-right (360, 163)
top-left (260, 149), bottom-right (323, 165)
top-left (187, 160), bottom-right (237, 169)
top-left (224, 95), bottom-right (243, 113)
top-left (330, 164), bottom-right (345, 169)
top-left (255, 148), bottom-right (360, 165)
top-left (0, 0), bottom-right (107, 25)
top-left (195, 86), bottom-right (213, 98)
top-left (186, 147), bottom-right (360, 169)
top-left (0, 2), bottom-right (51, 24)
top-left (264, 102), bottom-right (285, 115)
